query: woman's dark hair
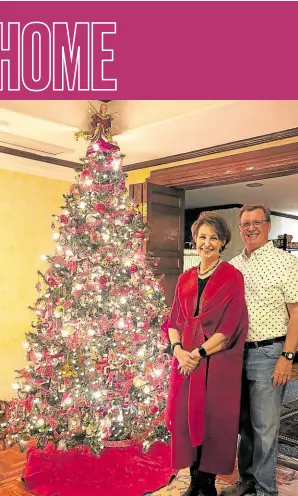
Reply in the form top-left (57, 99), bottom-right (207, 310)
top-left (191, 211), bottom-right (232, 252)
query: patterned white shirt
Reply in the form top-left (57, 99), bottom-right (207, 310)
top-left (229, 241), bottom-right (298, 342)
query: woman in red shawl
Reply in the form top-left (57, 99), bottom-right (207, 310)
top-left (163, 212), bottom-right (248, 496)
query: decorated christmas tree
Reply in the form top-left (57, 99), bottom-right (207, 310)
top-left (0, 103), bottom-right (171, 462)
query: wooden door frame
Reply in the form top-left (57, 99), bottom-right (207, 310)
top-left (147, 141), bottom-right (298, 189)
top-left (129, 140), bottom-right (298, 304)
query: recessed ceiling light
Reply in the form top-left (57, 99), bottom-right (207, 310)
top-left (246, 182), bottom-right (264, 188)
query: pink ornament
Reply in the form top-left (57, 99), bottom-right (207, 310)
top-left (130, 264), bottom-right (138, 274)
top-left (35, 281), bottom-right (42, 292)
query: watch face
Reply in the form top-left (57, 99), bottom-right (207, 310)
top-left (283, 352), bottom-right (295, 360)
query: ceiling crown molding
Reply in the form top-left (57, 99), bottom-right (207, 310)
top-left (122, 127), bottom-right (298, 172)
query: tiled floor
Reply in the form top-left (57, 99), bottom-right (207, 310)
top-left (151, 463), bottom-right (298, 495)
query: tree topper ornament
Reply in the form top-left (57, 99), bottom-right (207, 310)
top-left (75, 102), bottom-right (119, 154)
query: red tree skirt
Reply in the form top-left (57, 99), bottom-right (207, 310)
top-left (22, 441), bottom-right (176, 496)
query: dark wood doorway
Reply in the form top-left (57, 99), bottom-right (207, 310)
top-left (129, 182), bottom-right (184, 306)
top-left (129, 141), bottom-right (298, 305)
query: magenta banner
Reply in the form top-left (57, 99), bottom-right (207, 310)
top-left (0, 1), bottom-right (297, 99)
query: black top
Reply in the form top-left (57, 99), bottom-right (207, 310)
top-left (194, 276), bottom-right (211, 317)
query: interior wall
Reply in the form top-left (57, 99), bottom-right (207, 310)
top-left (270, 216), bottom-right (298, 240)
top-left (0, 169), bottom-right (71, 400)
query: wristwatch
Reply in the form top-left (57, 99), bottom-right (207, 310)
top-left (198, 346), bottom-right (207, 358)
top-left (171, 342), bottom-right (182, 354)
top-left (282, 351), bottom-right (295, 361)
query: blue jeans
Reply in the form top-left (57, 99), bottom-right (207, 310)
top-left (238, 341), bottom-right (286, 496)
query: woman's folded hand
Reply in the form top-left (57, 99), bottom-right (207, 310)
top-left (175, 348), bottom-right (198, 375)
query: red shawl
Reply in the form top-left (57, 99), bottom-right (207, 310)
top-left (162, 261), bottom-right (248, 474)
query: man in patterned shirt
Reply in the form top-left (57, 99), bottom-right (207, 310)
top-left (221, 203), bottom-right (298, 496)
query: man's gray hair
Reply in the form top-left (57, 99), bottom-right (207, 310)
top-left (238, 203), bottom-right (271, 223)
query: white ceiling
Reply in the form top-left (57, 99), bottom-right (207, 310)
top-left (1, 100), bottom-right (298, 180)
top-left (185, 174), bottom-right (298, 215)
top-left (114, 100), bottom-right (298, 164)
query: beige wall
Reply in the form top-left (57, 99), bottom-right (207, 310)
top-left (0, 169), bottom-right (71, 400)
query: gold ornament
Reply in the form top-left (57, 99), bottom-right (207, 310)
top-left (86, 426), bottom-right (92, 435)
top-left (54, 306), bottom-right (64, 318)
top-left (73, 188), bottom-right (81, 201)
top-left (60, 363), bottom-right (77, 378)
top-left (133, 376), bottom-right (146, 388)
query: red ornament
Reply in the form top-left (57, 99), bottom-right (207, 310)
top-left (25, 396), bottom-right (33, 413)
top-left (59, 215), bottom-right (69, 224)
top-left (134, 231), bottom-right (145, 239)
top-left (149, 405), bottom-right (158, 414)
top-left (47, 276), bottom-right (59, 288)
top-left (95, 203), bottom-right (106, 213)
top-left (81, 170), bottom-right (92, 182)
top-left (130, 265), bottom-right (138, 274)
top-left (99, 275), bottom-right (108, 285)
top-left (63, 300), bottom-right (72, 310)
top-left (45, 366), bottom-right (53, 378)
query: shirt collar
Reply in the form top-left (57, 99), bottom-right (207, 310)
top-left (241, 240), bottom-right (274, 259)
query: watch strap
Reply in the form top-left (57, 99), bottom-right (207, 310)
top-left (282, 351), bottom-right (295, 361)
top-left (171, 342), bottom-right (182, 354)
top-left (198, 346), bottom-right (207, 358)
